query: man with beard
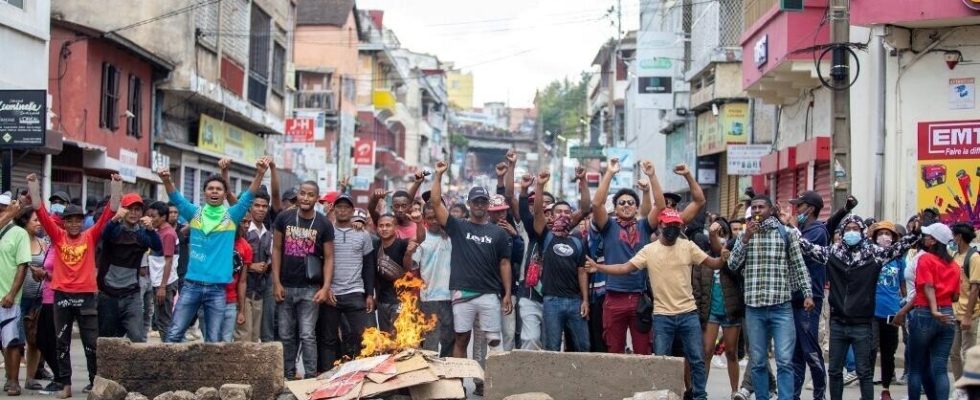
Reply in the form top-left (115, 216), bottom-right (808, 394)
top-left (368, 171), bottom-right (425, 241)
top-left (588, 208), bottom-right (730, 400)
top-left (590, 158), bottom-right (663, 354)
top-left (429, 160), bottom-right (512, 398)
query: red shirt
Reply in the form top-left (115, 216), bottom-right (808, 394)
top-left (914, 252), bottom-right (962, 307)
top-left (36, 204), bottom-right (113, 293)
top-left (227, 238), bottom-right (252, 304)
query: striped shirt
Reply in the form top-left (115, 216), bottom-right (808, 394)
top-left (727, 217), bottom-right (812, 308)
top-left (331, 227), bottom-right (374, 296)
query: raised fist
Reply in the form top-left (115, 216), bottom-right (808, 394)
top-left (575, 166), bottom-right (586, 181)
top-left (506, 149), bottom-right (518, 164)
top-left (672, 164), bottom-right (690, 176)
top-left (495, 162), bottom-right (509, 177)
top-left (218, 158), bottom-right (232, 170)
top-left (435, 161), bottom-right (448, 174)
top-left (642, 160), bottom-right (655, 176)
top-left (537, 171), bottom-right (551, 186)
top-left (607, 158), bottom-right (621, 174)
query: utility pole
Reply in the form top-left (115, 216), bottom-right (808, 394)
top-left (829, 0), bottom-right (851, 210)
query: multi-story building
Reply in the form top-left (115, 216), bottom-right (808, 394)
top-left (850, 1), bottom-right (980, 225)
top-left (445, 65), bottom-right (474, 110)
top-left (53, 0), bottom-right (294, 203)
top-left (1, 0), bottom-right (59, 194)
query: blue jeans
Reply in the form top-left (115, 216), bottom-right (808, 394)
top-left (220, 303), bottom-right (237, 342)
top-left (278, 286), bottom-right (319, 379)
top-left (542, 296), bottom-right (589, 352)
top-left (165, 280), bottom-right (226, 343)
top-left (652, 311), bottom-right (707, 400)
top-left (792, 305), bottom-right (825, 400)
top-left (828, 321), bottom-right (873, 400)
top-left (745, 302), bottom-right (797, 400)
top-left (907, 307), bottom-right (955, 400)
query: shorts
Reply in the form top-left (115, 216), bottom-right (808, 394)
top-left (452, 294), bottom-right (502, 334)
top-left (707, 313), bottom-right (741, 328)
top-left (0, 306), bottom-right (24, 348)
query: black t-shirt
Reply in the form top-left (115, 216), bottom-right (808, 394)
top-left (445, 217), bottom-right (512, 294)
top-left (540, 230), bottom-right (586, 298)
top-left (375, 238), bottom-right (409, 304)
top-left (274, 208), bottom-right (335, 288)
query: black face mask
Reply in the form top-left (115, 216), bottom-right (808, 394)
top-left (662, 225), bottom-right (682, 242)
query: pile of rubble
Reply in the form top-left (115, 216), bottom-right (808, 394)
top-left (500, 391), bottom-right (681, 400)
top-left (285, 350), bottom-right (483, 400)
top-left (87, 377), bottom-right (256, 400)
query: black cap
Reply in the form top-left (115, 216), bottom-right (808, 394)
top-left (467, 186), bottom-right (490, 202)
top-left (49, 191), bottom-right (70, 204)
top-left (334, 194), bottom-right (354, 207)
top-left (61, 205), bottom-right (85, 218)
top-left (664, 192), bottom-right (682, 205)
top-left (789, 190), bottom-right (824, 210)
top-left (421, 190), bottom-right (432, 203)
top-left (283, 188), bottom-right (298, 201)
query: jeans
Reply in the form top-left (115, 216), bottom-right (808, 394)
top-left (317, 293), bottom-right (375, 373)
top-left (141, 275), bottom-right (153, 338)
top-left (219, 303), bottom-right (237, 342)
top-left (828, 320), bottom-right (873, 400)
top-left (36, 304), bottom-right (59, 381)
top-left (518, 298), bottom-right (543, 350)
top-left (236, 296), bottom-right (263, 342)
top-left (652, 311), bottom-right (707, 400)
top-left (602, 292), bottom-right (651, 354)
top-left (792, 304), bottom-right (826, 400)
top-left (421, 301), bottom-right (455, 357)
top-left (261, 277), bottom-right (276, 341)
top-left (589, 294), bottom-right (607, 352)
top-left (152, 283), bottom-right (177, 334)
top-left (871, 317), bottom-right (900, 388)
top-left (740, 326), bottom-right (777, 394)
top-left (542, 296), bottom-right (590, 352)
top-left (278, 286), bottom-right (319, 379)
top-left (745, 302), bottom-right (796, 400)
top-left (907, 307), bottom-right (955, 400)
top-left (98, 292), bottom-right (146, 343)
top-left (378, 302), bottom-right (399, 334)
top-left (501, 295), bottom-right (517, 351)
top-left (166, 280), bottom-right (226, 343)
top-left (53, 291), bottom-right (98, 386)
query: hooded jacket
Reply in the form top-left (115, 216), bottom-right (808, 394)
top-left (798, 215), bottom-right (919, 323)
top-left (793, 220), bottom-right (829, 307)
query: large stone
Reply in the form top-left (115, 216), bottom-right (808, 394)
top-left (97, 338), bottom-right (282, 400)
top-left (125, 393), bottom-right (149, 400)
top-left (218, 384), bottom-right (252, 400)
top-left (485, 350), bottom-right (685, 400)
top-left (171, 391), bottom-right (195, 400)
top-left (88, 376), bottom-right (128, 400)
top-left (503, 393), bottom-right (554, 400)
top-left (195, 387), bottom-right (219, 400)
top-left (631, 390), bottom-right (682, 400)
top-left (152, 392), bottom-right (175, 400)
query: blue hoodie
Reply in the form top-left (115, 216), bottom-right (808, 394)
top-left (169, 190), bottom-right (254, 284)
top-left (794, 219), bottom-right (829, 305)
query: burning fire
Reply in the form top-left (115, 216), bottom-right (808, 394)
top-left (359, 273), bottom-right (438, 357)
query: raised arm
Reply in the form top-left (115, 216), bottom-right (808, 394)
top-left (219, 158), bottom-right (238, 205)
top-left (368, 189), bottom-right (390, 226)
top-left (642, 160), bottom-right (667, 225)
top-left (408, 170), bottom-right (426, 202)
top-left (591, 157), bottom-right (621, 230)
top-left (429, 161), bottom-right (450, 227)
top-left (517, 174), bottom-right (535, 229)
top-left (269, 158), bottom-right (282, 212)
top-left (505, 150), bottom-right (517, 219)
top-left (570, 166), bottom-right (590, 227)
top-left (585, 256), bottom-right (639, 276)
top-left (826, 195), bottom-right (858, 234)
top-left (674, 164), bottom-right (704, 224)
top-left (108, 174), bottom-right (122, 212)
top-left (532, 171), bottom-right (551, 236)
top-left (638, 179), bottom-right (652, 218)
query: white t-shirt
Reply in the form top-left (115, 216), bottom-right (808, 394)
top-left (148, 237), bottom-right (180, 287)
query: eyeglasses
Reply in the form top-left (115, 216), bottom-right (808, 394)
top-left (617, 199), bottom-right (636, 206)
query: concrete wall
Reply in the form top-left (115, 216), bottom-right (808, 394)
top-left (447, 69), bottom-right (473, 110)
top-left (0, 0), bottom-right (50, 90)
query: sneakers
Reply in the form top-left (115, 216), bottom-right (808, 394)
top-left (843, 372), bottom-right (858, 386)
top-left (148, 331), bottom-right (161, 339)
top-left (805, 381), bottom-right (814, 390)
top-left (732, 388), bottom-right (750, 400)
top-left (25, 381), bottom-right (43, 391)
top-left (34, 368), bottom-right (54, 381)
top-left (712, 356), bottom-right (728, 369)
top-left (954, 389), bottom-right (969, 400)
top-left (894, 373), bottom-right (907, 386)
top-left (82, 383), bottom-right (92, 393)
top-left (880, 389), bottom-right (892, 400)
top-left (39, 382), bottom-right (64, 395)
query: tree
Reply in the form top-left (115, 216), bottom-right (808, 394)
top-left (536, 71), bottom-right (591, 144)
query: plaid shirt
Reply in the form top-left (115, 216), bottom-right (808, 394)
top-left (728, 217), bottom-right (813, 308)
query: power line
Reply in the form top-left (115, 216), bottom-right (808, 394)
top-left (106, 0), bottom-right (221, 35)
top-left (421, 3), bottom-right (641, 27)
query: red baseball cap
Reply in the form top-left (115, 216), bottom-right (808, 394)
top-left (320, 191), bottom-right (339, 204)
top-left (120, 193), bottom-right (144, 208)
top-left (659, 209), bottom-right (683, 225)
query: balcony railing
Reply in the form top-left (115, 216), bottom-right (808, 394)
top-left (743, 0), bottom-right (777, 31)
top-left (294, 90), bottom-right (336, 111)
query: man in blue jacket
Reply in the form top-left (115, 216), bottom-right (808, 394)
top-left (789, 191), bottom-right (830, 400)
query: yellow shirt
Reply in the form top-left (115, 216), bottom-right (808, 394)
top-left (953, 249), bottom-right (980, 319)
top-left (629, 239), bottom-right (709, 316)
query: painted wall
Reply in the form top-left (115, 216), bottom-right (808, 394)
top-left (48, 25), bottom-right (154, 168)
top-left (0, 0), bottom-right (50, 90)
top-left (446, 70), bottom-right (473, 110)
top-left (739, 2), bottom-right (830, 90)
top-left (851, 0), bottom-right (980, 27)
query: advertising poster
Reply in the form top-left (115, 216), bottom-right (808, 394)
top-left (949, 78), bottom-right (975, 110)
top-left (0, 90), bottom-right (46, 147)
top-left (697, 103), bottom-right (749, 156)
top-left (198, 114), bottom-right (266, 161)
top-left (916, 119), bottom-right (980, 227)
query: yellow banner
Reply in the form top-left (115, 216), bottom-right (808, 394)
top-left (197, 115), bottom-right (266, 162)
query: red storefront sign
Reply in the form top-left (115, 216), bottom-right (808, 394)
top-left (917, 119), bottom-right (980, 160)
top-left (354, 137), bottom-right (376, 166)
top-left (284, 118), bottom-right (315, 143)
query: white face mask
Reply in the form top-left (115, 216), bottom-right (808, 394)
top-left (876, 235), bottom-right (893, 247)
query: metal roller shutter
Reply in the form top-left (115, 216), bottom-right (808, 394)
top-left (814, 161), bottom-right (832, 220)
top-left (776, 169), bottom-right (796, 206)
top-left (720, 153), bottom-right (733, 218)
top-left (795, 166), bottom-right (808, 201)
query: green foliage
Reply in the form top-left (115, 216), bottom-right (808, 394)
top-left (536, 71), bottom-right (592, 140)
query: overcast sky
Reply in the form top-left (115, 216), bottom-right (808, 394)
top-left (357, 0), bottom-right (640, 108)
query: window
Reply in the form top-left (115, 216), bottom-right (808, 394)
top-left (271, 43), bottom-right (285, 95)
top-left (247, 4), bottom-right (271, 108)
top-left (1, 0), bottom-right (24, 9)
top-left (127, 75), bottom-right (142, 137)
top-left (100, 63), bottom-right (120, 131)
top-left (183, 167), bottom-right (199, 204)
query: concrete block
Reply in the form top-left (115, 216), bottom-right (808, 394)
top-left (218, 384), bottom-right (252, 400)
top-left (98, 338), bottom-right (282, 400)
top-left (88, 376), bottom-right (128, 400)
top-left (485, 350), bottom-right (685, 400)
top-left (195, 387), bottom-right (219, 400)
top-left (502, 393), bottom-right (554, 400)
top-left (125, 393), bottom-right (149, 400)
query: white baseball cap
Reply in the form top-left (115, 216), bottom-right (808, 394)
top-left (0, 191), bottom-right (11, 206)
top-left (922, 222), bottom-right (954, 245)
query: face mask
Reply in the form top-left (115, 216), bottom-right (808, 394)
top-left (876, 235), bottom-right (893, 247)
top-left (49, 203), bottom-right (66, 215)
top-left (662, 225), bottom-right (682, 242)
top-left (949, 242), bottom-right (959, 253)
top-left (797, 214), bottom-right (808, 226)
top-left (842, 231), bottom-right (862, 246)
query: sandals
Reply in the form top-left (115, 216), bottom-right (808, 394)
top-left (7, 382), bottom-right (22, 396)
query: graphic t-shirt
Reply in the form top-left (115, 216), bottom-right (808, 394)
top-left (597, 217), bottom-right (653, 293)
top-left (414, 233), bottom-right (452, 302)
top-left (148, 223), bottom-right (179, 287)
top-left (274, 209), bottom-right (335, 288)
top-left (37, 204), bottom-right (114, 293)
top-left (395, 223), bottom-right (417, 241)
top-left (376, 239), bottom-right (409, 304)
top-left (710, 271), bottom-right (725, 317)
top-left (875, 258), bottom-right (906, 318)
top-left (539, 230), bottom-right (586, 299)
top-left (628, 239), bottom-right (709, 315)
top-left (445, 217), bottom-right (512, 294)
top-left (0, 223), bottom-right (31, 303)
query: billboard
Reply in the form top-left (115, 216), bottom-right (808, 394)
top-left (0, 90), bottom-right (46, 148)
top-left (916, 119), bottom-right (980, 227)
top-left (635, 31), bottom-right (684, 110)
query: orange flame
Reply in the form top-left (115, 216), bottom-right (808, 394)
top-left (359, 273), bottom-right (438, 357)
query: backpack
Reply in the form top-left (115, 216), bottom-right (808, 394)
top-left (525, 232), bottom-right (584, 287)
top-left (964, 246), bottom-right (979, 278)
